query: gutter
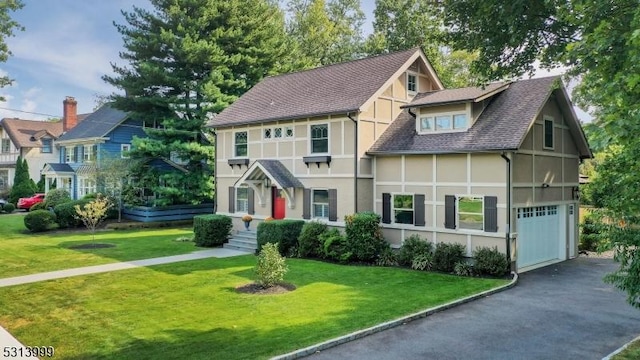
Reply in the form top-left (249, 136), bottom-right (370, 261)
top-left (347, 113), bottom-right (358, 213)
top-left (213, 130), bottom-right (218, 214)
top-left (501, 152), bottom-right (514, 272)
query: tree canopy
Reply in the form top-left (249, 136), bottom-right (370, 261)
top-left (0, 0), bottom-right (23, 94)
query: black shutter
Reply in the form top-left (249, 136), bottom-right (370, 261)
top-left (484, 196), bottom-right (498, 232)
top-left (414, 194), bottom-right (425, 226)
top-left (445, 195), bottom-right (456, 229)
top-left (247, 188), bottom-right (255, 215)
top-left (228, 187), bottom-right (235, 213)
top-left (328, 189), bottom-right (338, 222)
top-left (302, 188), bottom-right (311, 219)
top-left (382, 193), bottom-right (391, 224)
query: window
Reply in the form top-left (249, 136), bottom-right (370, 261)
top-left (435, 115), bottom-right (452, 130)
top-left (264, 128), bottom-right (272, 140)
top-left (83, 145), bottom-right (96, 162)
top-left (0, 169), bottom-right (8, 190)
top-left (1, 139), bottom-right (10, 153)
top-left (235, 131), bottom-right (247, 157)
top-left (41, 139), bottom-right (52, 153)
top-left (310, 124), bottom-right (328, 153)
top-left (419, 113), bottom-right (469, 133)
top-left (236, 187), bottom-right (248, 213)
top-left (274, 127), bottom-right (282, 138)
top-left (453, 114), bottom-right (468, 129)
top-left (420, 117), bottom-right (434, 131)
top-left (121, 144), bottom-right (131, 158)
top-left (393, 194), bottom-right (414, 224)
top-left (78, 177), bottom-right (96, 197)
top-left (458, 196), bottom-right (484, 230)
top-left (407, 73), bottom-right (417, 93)
top-left (65, 146), bottom-right (76, 163)
top-left (544, 117), bottom-right (554, 149)
top-left (312, 189), bottom-right (329, 218)
top-left (285, 127), bottom-right (294, 138)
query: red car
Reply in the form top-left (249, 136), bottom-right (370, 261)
top-left (17, 193), bottom-right (45, 210)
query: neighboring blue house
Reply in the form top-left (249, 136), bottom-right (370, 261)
top-left (42, 104), bottom-right (146, 200)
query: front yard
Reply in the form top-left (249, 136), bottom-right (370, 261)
top-left (0, 213), bottom-right (509, 359)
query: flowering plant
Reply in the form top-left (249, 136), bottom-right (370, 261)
top-left (264, 216), bottom-right (274, 222)
top-left (242, 214), bottom-right (253, 222)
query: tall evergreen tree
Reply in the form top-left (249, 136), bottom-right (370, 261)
top-left (9, 156), bottom-right (36, 204)
top-left (103, 0), bottom-right (294, 205)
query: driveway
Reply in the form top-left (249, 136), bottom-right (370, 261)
top-left (309, 257), bottom-right (640, 360)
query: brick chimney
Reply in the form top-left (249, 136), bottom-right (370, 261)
top-left (63, 96), bottom-right (78, 132)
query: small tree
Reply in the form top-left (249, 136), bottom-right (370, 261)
top-left (9, 156), bottom-right (36, 204)
top-left (74, 194), bottom-right (112, 242)
top-left (255, 243), bottom-right (288, 288)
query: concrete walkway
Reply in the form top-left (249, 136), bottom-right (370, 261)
top-left (0, 247), bottom-right (250, 359)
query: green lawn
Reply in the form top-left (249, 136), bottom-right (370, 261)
top-left (0, 214), bottom-right (197, 277)
top-left (614, 338), bottom-right (640, 360)
top-left (0, 256), bottom-right (508, 359)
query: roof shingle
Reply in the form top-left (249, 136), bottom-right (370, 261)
top-left (0, 118), bottom-right (63, 148)
top-left (57, 104), bottom-right (128, 142)
top-left (403, 82), bottom-right (508, 108)
top-left (208, 48), bottom-right (423, 127)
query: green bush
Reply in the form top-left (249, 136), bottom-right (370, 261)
top-left (411, 253), bottom-right (433, 271)
top-left (398, 234), bottom-right (433, 266)
top-left (29, 202), bottom-right (47, 212)
top-left (255, 243), bottom-right (288, 288)
top-left (433, 242), bottom-right (466, 273)
top-left (193, 214), bottom-right (232, 247)
top-left (579, 213), bottom-right (601, 251)
top-left (256, 219), bottom-right (305, 255)
top-left (3, 203), bottom-right (15, 213)
top-left (376, 247), bottom-right (398, 267)
top-left (344, 212), bottom-right (387, 263)
top-left (24, 210), bottom-right (57, 232)
top-left (9, 182), bottom-right (36, 205)
top-left (297, 221), bottom-right (328, 258)
top-left (454, 261), bottom-right (474, 277)
top-left (44, 188), bottom-right (72, 208)
top-left (54, 199), bottom-right (91, 228)
top-left (82, 193), bottom-right (98, 199)
top-left (473, 247), bottom-right (509, 277)
top-left (320, 228), bottom-right (352, 263)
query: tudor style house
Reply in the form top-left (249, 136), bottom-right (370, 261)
top-left (0, 97), bottom-right (87, 190)
top-left (208, 48), bottom-right (591, 271)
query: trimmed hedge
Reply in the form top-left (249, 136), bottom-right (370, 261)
top-left (44, 188), bottom-right (71, 209)
top-left (297, 221), bottom-right (328, 258)
top-left (433, 242), bottom-right (466, 273)
top-left (3, 203), bottom-right (14, 213)
top-left (30, 202), bottom-right (47, 212)
top-left (473, 246), bottom-right (509, 277)
top-left (398, 234), bottom-right (433, 266)
top-left (344, 212), bottom-right (388, 263)
top-left (257, 219), bottom-right (305, 255)
top-left (193, 214), bottom-right (232, 247)
top-left (24, 210), bottom-right (57, 232)
top-left (54, 199), bottom-right (91, 228)
top-left (320, 228), bottom-right (351, 263)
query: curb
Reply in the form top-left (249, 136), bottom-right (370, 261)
top-left (271, 271), bottom-right (519, 360)
top-left (602, 334), bottom-right (640, 360)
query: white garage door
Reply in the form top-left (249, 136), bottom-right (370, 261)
top-left (517, 205), bottom-right (563, 269)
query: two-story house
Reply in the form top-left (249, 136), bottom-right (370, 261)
top-left (0, 97), bottom-right (86, 190)
top-left (208, 48), bottom-right (592, 271)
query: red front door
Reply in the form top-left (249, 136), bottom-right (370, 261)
top-left (272, 187), bottom-right (285, 219)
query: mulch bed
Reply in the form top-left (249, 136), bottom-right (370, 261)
top-left (68, 243), bottom-right (116, 250)
top-left (235, 282), bottom-right (296, 295)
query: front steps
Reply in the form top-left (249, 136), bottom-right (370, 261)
top-left (223, 230), bottom-right (257, 253)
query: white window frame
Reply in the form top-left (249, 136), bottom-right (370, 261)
top-left (0, 169), bottom-right (8, 190)
top-left (309, 123), bottom-right (329, 154)
top-left (285, 126), bottom-right (294, 138)
top-left (407, 72), bottom-right (418, 94)
top-left (416, 105), bottom-right (472, 134)
top-left (392, 193), bottom-right (414, 225)
top-left (41, 138), bottom-right (52, 153)
top-left (65, 146), bottom-right (76, 163)
top-left (234, 131), bottom-right (248, 158)
top-left (312, 189), bottom-right (329, 219)
top-left (456, 195), bottom-right (484, 231)
top-left (83, 145), bottom-right (95, 163)
top-left (236, 186), bottom-right (249, 213)
top-left (1, 138), bottom-right (11, 153)
top-left (543, 116), bottom-right (555, 150)
top-left (78, 177), bottom-right (96, 198)
top-left (121, 144), bottom-right (131, 159)
top-left (263, 128), bottom-right (272, 140)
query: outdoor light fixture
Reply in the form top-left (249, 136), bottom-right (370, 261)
top-left (572, 186), bottom-right (580, 200)
top-left (541, 183), bottom-right (550, 188)
top-left (263, 178), bottom-right (271, 188)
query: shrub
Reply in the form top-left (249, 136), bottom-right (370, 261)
top-left (29, 202), bottom-right (47, 212)
top-left (44, 188), bottom-right (72, 208)
top-left (82, 193), bottom-right (97, 199)
top-left (473, 247), bottom-right (509, 277)
top-left (256, 219), bottom-right (305, 255)
top-left (3, 203), bottom-right (15, 213)
top-left (579, 213), bottom-right (601, 251)
top-left (54, 199), bottom-right (91, 228)
top-left (454, 261), bottom-right (474, 277)
top-left (376, 247), bottom-right (398, 267)
top-left (9, 182), bottom-right (36, 205)
top-left (24, 210), bottom-right (57, 232)
top-left (344, 212), bottom-right (387, 263)
top-left (411, 253), bottom-right (433, 271)
top-left (193, 214), bottom-right (232, 247)
top-left (297, 221), bottom-right (328, 258)
top-left (433, 243), bottom-right (466, 273)
top-left (398, 234), bottom-right (433, 266)
top-left (75, 195), bottom-right (113, 241)
top-left (255, 243), bottom-right (288, 288)
top-left (320, 228), bottom-right (352, 263)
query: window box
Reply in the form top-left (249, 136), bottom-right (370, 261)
top-left (228, 158), bottom-right (250, 169)
top-left (303, 155), bottom-right (331, 168)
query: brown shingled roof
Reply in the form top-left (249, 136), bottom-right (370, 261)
top-left (208, 48), bottom-right (434, 127)
top-left (402, 82), bottom-right (509, 108)
top-left (0, 118), bottom-right (63, 148)
top-left (369, 76), bottom-right (592, 159)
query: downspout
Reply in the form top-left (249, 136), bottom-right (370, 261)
top-left (348, 113), bottom-right (358, 213)
top-left (213, 130), bottom-right (218, 214)
top-left (500, 152), bottom-right (513, 272)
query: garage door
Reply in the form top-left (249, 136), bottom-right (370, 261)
top-left (517, 205), bottom-right (562, 269)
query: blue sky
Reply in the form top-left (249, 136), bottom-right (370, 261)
top-left (0, 1), bottom-right (580, 122)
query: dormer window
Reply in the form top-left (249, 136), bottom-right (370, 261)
top-left (41, 139), bottom-right (52, 153)
top-left (407, 73), bottom-right (417, 93)
top-left (418, 113), bottom-right (469, 134)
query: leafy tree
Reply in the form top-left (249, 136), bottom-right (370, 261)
top-left (0, 0), bottom-right (24, 98)
top-left (365, 0), bottom-right (476, 88)
top-left (9, 156), bottom-right (36, 204)
top-left (286, 0), bottom-right (365, 67)
top-left (104, 0), bottom-right (293, 205)
top-left (75, 195), bottom-right (112, 242)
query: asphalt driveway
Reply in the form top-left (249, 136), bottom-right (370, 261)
top-left (309, 257), bottom-right (640, 360)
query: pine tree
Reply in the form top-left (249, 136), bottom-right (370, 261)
top-left (103, 0), bottom-right (294, 205)
top-left (9, 156), bottom-right (37, 204)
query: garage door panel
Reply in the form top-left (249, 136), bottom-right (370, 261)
top-left (517, 205), bottom-right (562, 269)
